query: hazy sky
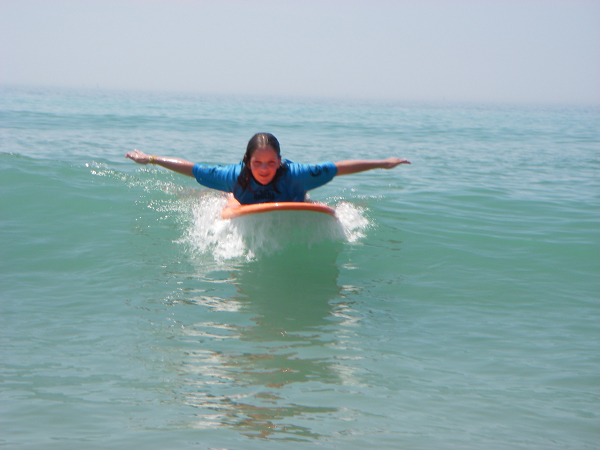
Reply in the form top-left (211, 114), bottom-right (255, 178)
top-left (1, 0), bottom-right (598, 104)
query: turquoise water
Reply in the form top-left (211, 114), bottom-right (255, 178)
top-left (1, 86), bottom-right (599, 449)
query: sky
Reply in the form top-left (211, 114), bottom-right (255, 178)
top-left (0, 0), bottom-right (598, 105)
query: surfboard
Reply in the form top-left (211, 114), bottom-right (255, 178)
top-left (222, 201), bottom-right (336, 220)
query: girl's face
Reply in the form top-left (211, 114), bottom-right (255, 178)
top-left (249, 146), bottom-right (281, 185)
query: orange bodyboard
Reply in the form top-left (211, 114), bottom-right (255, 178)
top-left (222, 201), bottom-right (336, 220)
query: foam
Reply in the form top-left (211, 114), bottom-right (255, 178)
top-left (179, 193), bottom-right (369, 262)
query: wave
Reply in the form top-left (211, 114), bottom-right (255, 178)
top-left (178, 192), bottom-right (369, 261)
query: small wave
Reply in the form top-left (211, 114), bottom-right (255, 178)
top-left (179, 193), bottom-right (369, 262)
top-left (87, 164), bottom-right (370, 262)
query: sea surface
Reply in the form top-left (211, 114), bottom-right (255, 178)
top-left (1, 86), bottom-right (598, 449)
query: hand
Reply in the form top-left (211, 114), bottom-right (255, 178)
top-left (126, 149), bottom-right (152, 164)
top-left (381, 157), bottom-right (411, 169)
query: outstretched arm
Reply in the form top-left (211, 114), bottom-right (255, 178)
top-left (334, 157), bottom-right (410, 176)
top-left (126, 149), bottom-right (195, 178)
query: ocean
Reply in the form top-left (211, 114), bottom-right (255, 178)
top-left (1, 86), bottom-right (598, 449)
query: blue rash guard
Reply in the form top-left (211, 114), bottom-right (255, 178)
top-left (192, 159), bottom-right (338, 205)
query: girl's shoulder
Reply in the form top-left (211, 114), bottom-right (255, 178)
top-left (284, 160), bottom-right (336, 178)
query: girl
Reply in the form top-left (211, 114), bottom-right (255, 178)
top-left (126, 133), bottom-right (410, 205)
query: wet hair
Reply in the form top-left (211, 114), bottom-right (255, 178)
top-left (237, 133), bottom-right (286, 192)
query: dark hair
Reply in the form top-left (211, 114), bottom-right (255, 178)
top-left (237, 133), bottom-right (285, 192)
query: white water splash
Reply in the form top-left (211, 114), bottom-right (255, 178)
top-left (180, 193), bottom-right (369, 261)
top-left (333, 201), bottom-right (370, 242)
